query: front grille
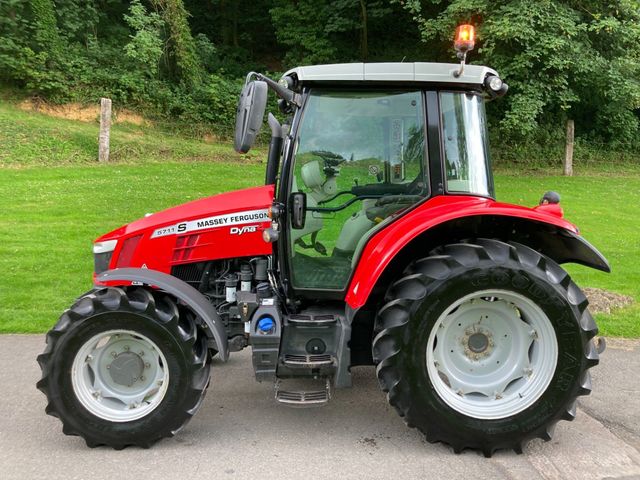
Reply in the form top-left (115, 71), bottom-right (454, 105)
top-left (171, 262), bottom-right (207, 285)
top-left (94, 252), bottom-right (113, 274)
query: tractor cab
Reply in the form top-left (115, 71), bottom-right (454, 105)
top-left (236, 61), bottom-right (507, 297)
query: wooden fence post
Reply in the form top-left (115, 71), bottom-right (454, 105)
top-left (564, 119), bottom-right (574, 176)
top-left (98, 98), bottom-right (112, 163)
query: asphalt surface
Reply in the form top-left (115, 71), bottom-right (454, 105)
top-left (1, 334), bottom-right (639, 480)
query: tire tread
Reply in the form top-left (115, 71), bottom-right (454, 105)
top-left (372, 238), bottom-right (599, 456)
top-left (36, 287), bottom-right (211, 449)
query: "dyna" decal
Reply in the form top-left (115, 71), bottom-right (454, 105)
top-left (230, 225), bottom-right (259, 235)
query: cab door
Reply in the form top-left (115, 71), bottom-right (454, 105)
top-left (283, 89), bottom-right (430, 293)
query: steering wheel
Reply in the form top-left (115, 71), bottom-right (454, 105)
top-left (311, 150), bottom-right (348, 176)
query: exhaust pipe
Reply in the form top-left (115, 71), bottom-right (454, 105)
top-left (265, 113), bottom-right (282, 186)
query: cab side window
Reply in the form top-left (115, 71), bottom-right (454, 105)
top-left (290, 90), bottom-right (428, 290)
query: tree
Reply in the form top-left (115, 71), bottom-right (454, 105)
top-left (150, 0), bottom-right (203, 86)
top-left (398, 0), bottom-right (640, 143)
top-left (270, 0), bottom-right (393, 64)
top-left (53, 0), bottom-right (99, 43)
top-left (31, 0), bottom-right (63, 57)
top-left (124, 0), bottom-right (164, 78)
top-left (270, 0), bottom-right (341, 64)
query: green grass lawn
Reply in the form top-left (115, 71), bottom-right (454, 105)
top-left (495, 175), bottom-right (640, 338)
top-left (0, 101), bottom-right (638, 337)
top-left (0, 162), bottom-right (264, 333)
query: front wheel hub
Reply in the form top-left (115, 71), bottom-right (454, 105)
top-left (109, 352), bottom-right (145, 386)
top-left (71, 330), bottom-right (170, 422)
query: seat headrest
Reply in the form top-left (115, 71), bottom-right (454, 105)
top-left (301, 160), bottom-right (325, 189)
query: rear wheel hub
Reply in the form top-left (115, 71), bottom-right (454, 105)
top-left (427, 290), bottom-right (558, 420)
top-left (467, 332), bottom-right (489, 354)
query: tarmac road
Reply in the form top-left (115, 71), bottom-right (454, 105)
top-left (1, 334), bottom-right (639, 480)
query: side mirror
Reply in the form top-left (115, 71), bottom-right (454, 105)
top-left (290, 192), bottom-right (306, 229)
top-left (234, 80), bottom-right (268, 153)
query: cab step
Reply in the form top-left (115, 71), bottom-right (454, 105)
top-left (282, 353), bottom-right (335, 368)
top-left (274, 378), bottom-right (331, 407)
top-left (287, 314), bottom-right (338, 326)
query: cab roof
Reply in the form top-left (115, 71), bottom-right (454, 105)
top-left (282, 62), bottom-right (499, 86)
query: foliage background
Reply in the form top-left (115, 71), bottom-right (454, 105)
top-left (1, 0), bottom-right (639, 160)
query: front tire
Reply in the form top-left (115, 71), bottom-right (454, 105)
top-left (373, 239), bottom-right (599, 456)
top-left (37, 287), bottom-right (211, 449)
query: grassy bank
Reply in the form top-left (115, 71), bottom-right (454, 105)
top-left (0, 100), bottom-right (264, 166)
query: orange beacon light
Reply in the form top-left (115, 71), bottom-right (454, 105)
top-left (454, 24), bottom-right (475, 54)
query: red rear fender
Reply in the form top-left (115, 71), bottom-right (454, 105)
top-left (345, 195), bottom-right (609, 309)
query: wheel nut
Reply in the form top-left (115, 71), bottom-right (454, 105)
top-left (145, 362), bottom-right (150, 369)
top-left (140, 376), bottom-right (145, 381)
top-left (111, 351), bottom-right (117, 357)
top-left (124, 345), bottom-right (130, 351)
top-left (139, 351), bottom-right (145, 356)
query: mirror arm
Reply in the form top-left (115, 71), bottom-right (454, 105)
top-left (251, 73), bottom-right (302, 107)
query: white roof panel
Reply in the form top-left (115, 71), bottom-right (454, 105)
top-left (282, 62), bottom-right (498, 85)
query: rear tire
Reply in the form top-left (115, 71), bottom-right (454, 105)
top-left (372, 239), bottom-right (599, 456)
top-left (37, 287), bottom-right (211, 449)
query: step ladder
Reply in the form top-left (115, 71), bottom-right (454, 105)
top-left (287, 313), bottom-right (338, 326)
top-left (274, 377), bottom-right (331, 407)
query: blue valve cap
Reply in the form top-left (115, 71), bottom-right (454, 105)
top-left (257, 316), bottom-right (275, 334)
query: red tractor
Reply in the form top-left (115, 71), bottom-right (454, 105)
top-left (38, 27), bottom-right (609, 456)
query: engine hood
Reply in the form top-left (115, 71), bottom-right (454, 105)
top-left (95, 185), bottom-right (275, 275)
top-left (98, 185), bottom-right (275, 240)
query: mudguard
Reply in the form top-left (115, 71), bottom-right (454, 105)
top-left (97, 268), bottom-right (229, 361)
top-left (346, 195), bottom-right (610, 310)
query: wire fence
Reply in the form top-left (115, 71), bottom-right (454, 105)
top-left (491, 135), bottom-right (640, 174)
